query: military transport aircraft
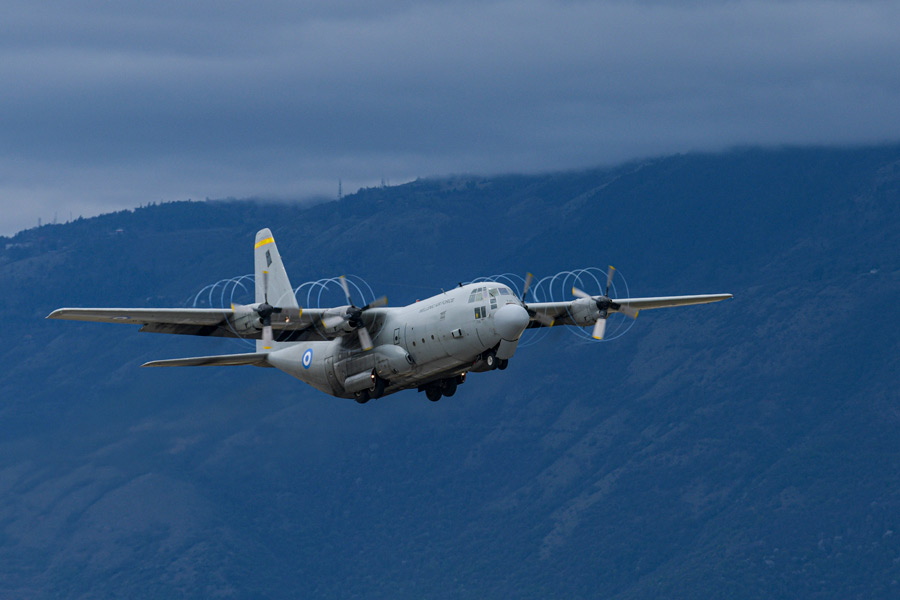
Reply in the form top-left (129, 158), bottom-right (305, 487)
top-left (48, 229), bottom-right (732, 403)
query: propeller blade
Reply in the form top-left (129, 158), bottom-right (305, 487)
top-left (617, 304), bottom-right (639, 319)
top-left (605, 266), bottom-right (616, 296)
top-left (522, 272), bottom-right (534, 301)
top-left (357, 326), bottom-right (373, 351)
top-left (322, 315), bottom-right (346, 330)
top-left (262, 324), bottom-right (274, 349)
top-left (262, 270), bottom-right (269, 303)
top-left (531, 311), bottom-right (555, 327)
top-left (592, 317), bottom-right (607, 340)
top-left (364, 295), bottom-right (388, 310)
top-left (572, 286), bottom-right (592, 299)
top-left (339, 275), bottom-right (353, 306)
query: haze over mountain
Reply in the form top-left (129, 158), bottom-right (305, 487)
top-left (4, 1), bottom-right (900, 235)
top-left (1, 145), bottom-right (899, 598)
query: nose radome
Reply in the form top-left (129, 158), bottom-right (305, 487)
top-left (494, 303), bottom-right (530, 341)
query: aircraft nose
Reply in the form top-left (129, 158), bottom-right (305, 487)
top-left (494, 303), bottom-right (530, 341)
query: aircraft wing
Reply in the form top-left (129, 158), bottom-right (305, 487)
top-left (527, 293), bottom-right (732, 327)
top-left (48, 308), bottom-right (231, 326)
top-left (46, 307), bottom-right (332, 339)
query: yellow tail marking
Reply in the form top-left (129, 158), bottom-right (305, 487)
top-left (255, 237), bottom-right (275, 249)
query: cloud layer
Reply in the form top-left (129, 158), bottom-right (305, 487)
top-left (2, 0), bottom-right (899, 234)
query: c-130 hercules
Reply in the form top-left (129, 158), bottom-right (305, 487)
top-left (48, 229), bottom-right (732, 403)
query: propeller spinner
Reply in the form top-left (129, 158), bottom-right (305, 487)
top-left (572, 266), bottom-right (638, 340)
top-left (521, 272), bottom-right (555, 327)
top-left (245, 270), bottom-right (302, 349)
top-left (338, 275), bottom-right (387, 351)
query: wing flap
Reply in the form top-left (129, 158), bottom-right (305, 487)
top-left (142, 352), bottom-right (272, 368)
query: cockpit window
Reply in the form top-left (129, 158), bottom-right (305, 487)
top-left (488, 288), bottom-right (499, 297)
top-left (499, 287), bottom-right (511, 295)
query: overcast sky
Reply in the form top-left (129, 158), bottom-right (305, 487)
top-left (2, 0), bottom-right (899, 235)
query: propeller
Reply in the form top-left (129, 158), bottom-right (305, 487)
top-left (338, 275), bottom-right (387, 351)
top-left (251, 270), bottom-right (304, 349)
top-left (521, 272), bottom-right (534, 302)
top-left (520, 272), bottom-right (555, 327)
top-left (572, 265), bottom-right (638, 340)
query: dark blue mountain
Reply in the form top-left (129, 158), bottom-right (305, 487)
top-left (1, 146), bottom-right (899, 598)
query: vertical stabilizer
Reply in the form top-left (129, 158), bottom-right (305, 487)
top-left (254, 228), bottom-right (299, 352)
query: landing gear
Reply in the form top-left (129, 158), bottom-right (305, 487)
top-left (441, 378), bottom-right (458, 397)
top-left (370, 374), bottom-right (387, 399)
top-left (497, 359), bottom-right (509, 370)
top-left (355, 389), bottom-right (370, 404)
top-left (422, 374), bottom-right (465, 402)
top-left (484, 351), bottom-right (497, 370)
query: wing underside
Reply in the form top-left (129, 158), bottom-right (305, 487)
top-left (46, 307), bottom-right (332, 340)
top-left (527, 293), bottom-right (732, 327)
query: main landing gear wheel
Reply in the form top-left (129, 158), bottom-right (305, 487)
top-left (484, 351), bottom-right (497, 370)
top-left (370, 375), bottom-right (387, 399)
top-left (355, 389), bottom-right (370, 404)
top-left (426, 387), bottom-right (442, 402)
top-left (441, 378), bottom-right (458, 397)
top-left (497, 359), bottom-right (509, 370)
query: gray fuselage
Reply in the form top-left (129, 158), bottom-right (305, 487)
top-left (266, 282), bottom-right (529, 399)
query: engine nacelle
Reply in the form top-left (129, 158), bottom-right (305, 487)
top-left (319, 306), bottom-right (355, 336)
top-left (567, 297), bottom-right (600, 326)
top-left (230, 304), bottom-right (262, 336)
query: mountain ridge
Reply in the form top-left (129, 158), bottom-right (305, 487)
top-left (1, 145), bottom-right (899, 598)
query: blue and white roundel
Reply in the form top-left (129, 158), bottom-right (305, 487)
top-left (301, 348), bottom-right (313, 369)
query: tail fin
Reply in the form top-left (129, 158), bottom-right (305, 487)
top-left (254, 228), bottom-right (299, 352)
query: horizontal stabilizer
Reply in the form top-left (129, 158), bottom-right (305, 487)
top-left (142, 352), bottom-right (272, 368)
